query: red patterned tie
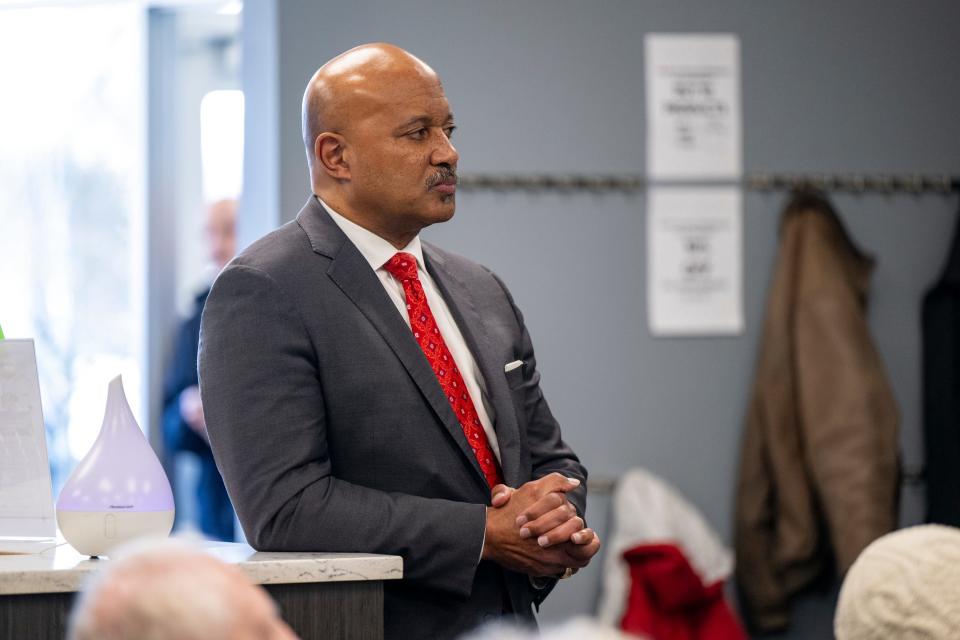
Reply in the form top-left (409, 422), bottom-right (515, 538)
top-left (384, 252), bottom-right (504, 489)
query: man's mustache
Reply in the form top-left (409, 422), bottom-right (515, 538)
top-left (426, 167), bottom-right (458, 188)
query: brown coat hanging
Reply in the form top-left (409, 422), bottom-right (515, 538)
top-left (733, 189), bottom-right (900, 633)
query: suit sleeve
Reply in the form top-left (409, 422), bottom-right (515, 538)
top-left (489, 271), bottom-right (588, 512)
top-left (488, 271), bottom-right (589, 604)
top-left (199, 264), bottom-right (486, 597)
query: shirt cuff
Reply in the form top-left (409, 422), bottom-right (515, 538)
top-left (478, 523), bottom-right (486, 564)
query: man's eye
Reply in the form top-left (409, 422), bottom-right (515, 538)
top-left (408, 128), bottom-right (427, 140)
top-left (444, 126), bottom-right (456, 139)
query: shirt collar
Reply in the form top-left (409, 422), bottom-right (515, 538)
top-left (316, 196), bottom-right (425, 272)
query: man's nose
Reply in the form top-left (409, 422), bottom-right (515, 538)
top-left (432, 132), bottom-right (459, 167)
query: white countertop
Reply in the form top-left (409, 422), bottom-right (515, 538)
top-left (0, 541), bottom-right (403, 595)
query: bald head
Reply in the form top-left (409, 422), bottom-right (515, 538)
top-left (301, 43), bottom-right (440, 171)
top-left (298, 43), bottom-right (459, 248)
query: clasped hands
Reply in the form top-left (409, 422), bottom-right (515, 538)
top-left (481, 473), bottom-right (601, 578)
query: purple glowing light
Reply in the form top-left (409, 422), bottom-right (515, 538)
top-left (56, 375), bottom-right (174, 512)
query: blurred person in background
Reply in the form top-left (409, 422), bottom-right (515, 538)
top-left (163, 198), bottom-right (238, 541)
top-left (68, 539), bottom-right (297, 640)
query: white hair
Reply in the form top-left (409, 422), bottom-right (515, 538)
top-left (461, 616), bottom-right (642, 640)
top-left (67, 537), bottom-right (244, 640)
top-left (834, 524), bottom-right (960, 640)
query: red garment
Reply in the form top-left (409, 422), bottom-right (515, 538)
top-left (385, 252), bottom-right (503, 488)
top-left (621, 543), bottom-right (747, 640)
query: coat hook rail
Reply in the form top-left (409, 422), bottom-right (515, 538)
top-left (456, 173), bottom-right (960, 194)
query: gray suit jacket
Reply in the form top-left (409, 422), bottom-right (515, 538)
top-left (198, 197), bottom-right (587, 638)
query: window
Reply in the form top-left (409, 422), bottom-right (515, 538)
top-left (0, 2), bottom-right (145, 494)
top-left (200, 89), bottom-right (244, 203)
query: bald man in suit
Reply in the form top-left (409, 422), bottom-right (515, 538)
top-left (199, 43), bottom-right (599, 639)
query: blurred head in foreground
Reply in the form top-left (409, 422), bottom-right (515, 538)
top-left (68, 539), bottom-right (297, 640)
top-left (834, 524), bottom-right (960, 640)
top-left (461, 616), bottom-right (640, 640)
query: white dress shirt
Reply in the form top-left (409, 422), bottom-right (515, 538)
top-left (318, 197), bottom-right (501, 462)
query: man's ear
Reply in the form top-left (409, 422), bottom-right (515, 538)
top-left (315, 132), bottom-right (351, 180)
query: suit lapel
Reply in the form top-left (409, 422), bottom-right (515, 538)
top-left (423, 246), bottom-right (523, 488)
top-left (297, 199), bottom-right (489, 493)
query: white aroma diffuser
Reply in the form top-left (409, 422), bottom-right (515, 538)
top-left (56, 375), bottom-right (175, 556)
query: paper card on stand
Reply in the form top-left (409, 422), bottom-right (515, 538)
top-left (645, 33), bottom-right (742, 180)
top-left (0, 536), bottom-right (62, 555)
top-left (0, 339), bottom-right (57, 543)
top-left (647, 187), bottom-right (744, 336)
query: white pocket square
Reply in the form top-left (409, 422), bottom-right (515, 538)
top-left (504, 360), bottom-right (523, 373)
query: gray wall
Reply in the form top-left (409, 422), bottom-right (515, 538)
top-left (242, 1), bottom-right (960, 636)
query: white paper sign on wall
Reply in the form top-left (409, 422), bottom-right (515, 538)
top-left (645, 33), bottom-right (742, 180)
top-left (647, 187), bottom-right (744, 336)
